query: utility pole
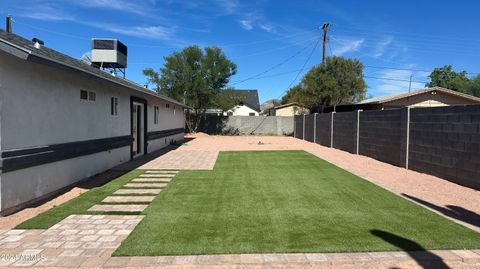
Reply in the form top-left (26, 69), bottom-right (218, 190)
top-left (6, 16), bottom-right (12, 33)
top-left (408, 75), bottom-right (412, 93)
top-left (322, 23), bottom-right (330, 64)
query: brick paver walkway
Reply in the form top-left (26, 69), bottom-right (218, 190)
top-left (0, 215), bottom-right (143, 267)
top-left (88, 204), bottom-right (148, 212)
top-left (131, 178), bottom-right (172, 183)
top-left (102, 196), bottom-right (155, 203)
top-left (113, 189), bottom-right (162, 195)
top-left (139, 150), bottom-right (219, 170)
top-left (139, 174), bottom-right (176, 178)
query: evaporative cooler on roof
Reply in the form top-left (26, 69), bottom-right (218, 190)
top-left (91, 38), bottom-right (128, 69)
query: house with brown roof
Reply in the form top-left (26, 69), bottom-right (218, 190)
top-left (324, 87), bottom-right (480, 112)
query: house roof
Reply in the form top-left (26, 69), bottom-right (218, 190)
top-left (358, 87), bottom-right (480, 105)
top-left (0, 30), bottom-right (189, 108)
top-left (233, 89), bottom-right (261, 112)
top-left (274, 102), bottom-right (305, 110)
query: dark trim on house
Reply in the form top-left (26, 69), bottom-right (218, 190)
top-left (0, 135), bottom-right (132, 173)
top-left (130, 96), bottom-right (148, 160)
top-left (147, 128), bottom-right (185, 141)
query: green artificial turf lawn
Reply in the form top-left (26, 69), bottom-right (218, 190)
top-left (114, 150), bottom-right (480, 256)
top-left (16, 170), bottom-right (145, 229)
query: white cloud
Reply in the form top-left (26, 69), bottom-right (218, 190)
top-left (372, 69), bottom-right (430, 96)
top-left (239, 20), bottom-right (253, 30)
top-left (332, 38), bottom-right (364, 56)
top-left (19, 5), bottom-right (75, 21)
top-left (259, 23), bottom-right (274, 33)
top-left (215, 0), bottom-right (239, 14)
top-left (73, 0), bottom-right (150, 15)
top-left (372, 37), bottom-right (393, 58)
top-left (90, 23), bottom-right (175, 40)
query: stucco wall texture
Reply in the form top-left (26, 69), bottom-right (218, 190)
top-left (0, 51), bottom-right (185, 214)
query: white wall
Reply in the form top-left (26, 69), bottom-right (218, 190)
top-left (0, 51), bottom-right (185, 213)
top-left (224, 105), bottom-right (259, 116)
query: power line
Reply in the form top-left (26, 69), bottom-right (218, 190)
top-left (277, 37), bottom-right (322, 99)
top-left (229, 39), bottom-right (318, 86)
top-left (363, 75), bottom-right (428, 84)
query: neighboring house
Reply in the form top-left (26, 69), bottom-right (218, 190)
top-left (324, 87), bottom-right (480, 112)
top-left (0, 30), bottom-right (188, 215)
top-left (269, 103), bottom-right (310, 116)
top-left (224, 89), bottom-right (261, 116)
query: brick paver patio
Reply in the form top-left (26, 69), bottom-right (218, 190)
top-left (139, 150), bottom-right (219, 170)
top-left (0, 215), bottom-right (143, 267)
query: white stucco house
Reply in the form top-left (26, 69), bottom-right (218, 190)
top-left (223, 89), bottom-right (261, 116)
top-left (0, 30), bottom-right (188, 215)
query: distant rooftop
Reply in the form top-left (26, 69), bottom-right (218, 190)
top-left (358, 87), bottom-right (480, 104)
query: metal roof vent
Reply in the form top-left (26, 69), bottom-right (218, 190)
top-left (32, 38), bottom-right (44, 49)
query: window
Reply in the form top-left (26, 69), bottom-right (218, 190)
top-left (80, 90), bottom-right (88, 100)
top-left (111, 97), bottom-right (118, 115)
top-left (166, 103), bottom-right (170, 108)
top-left (227, 111), bottom-right (233, 116)
top-left (154, 106), bottom-right (159, 124)
top-left (249, 113), bottom-right (255, 116)
top-left (88, 91), bottom-right (96, 101)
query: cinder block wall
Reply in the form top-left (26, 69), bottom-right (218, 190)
top-left (199, 116), bottom-right (293, 135)
top-left (332, 111), bottom-right (357, 154)
top-left (409, 105), bottom-right (480, 189)
top-left (294, 115), bottom-right (304, 139)
top-left (315, 113), bottom-right (331, 147)
top-left (304, 114), bottom-right (315, 142)
top-left (294, 105), bottom-right (480, 190)
top-left (359, 109), bottom-right (407, 167)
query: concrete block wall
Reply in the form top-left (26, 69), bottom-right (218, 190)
top-left (315, 113), bottom-right (332, 147)
top-left (332, 111), bottom-right (357, 154)
top-left (359, 109), bottom-right (406, 167)
top-left (294, 105), bottom-right (480, 190)
top-left (199, 116), bottom-right (293, 136)
top-left (304, 114), bottom-right (315, 142)
top-left (409, 105), bottom-right (480, 189)
top-left (294, 115), bottom-right (303, 139)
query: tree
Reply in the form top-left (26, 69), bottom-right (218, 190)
top-left (144, 46), bottom-right (238, 132)
top-left (426, 65), bottom-right (471, 92)
top-left (426, 65), bottom-right (480, 97)
top-left (282, 56), bottom-right (367, 109)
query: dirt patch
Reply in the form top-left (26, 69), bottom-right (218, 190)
top-left (0, 187), bottom-right (87, 229)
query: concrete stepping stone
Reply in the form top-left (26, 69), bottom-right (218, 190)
top-left (102, 196), bottom-right (155, 203)
top-left (132, 178), bottom-right (172, 183)
top-left (113, 189), bottom-right (162, 195)
top-left (145, 170), bottom-right (178, 174)
top-left (139, 174), bottom-right (175, 178)
top-left (124, 183), bottom-right (168, 188)
top-left (88, 204), bottom-right (147, 212)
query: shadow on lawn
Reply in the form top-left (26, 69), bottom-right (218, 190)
top-left (402, 193), bottom-right (480, 229)
top-left (371, 229), bottom-right (450, 269)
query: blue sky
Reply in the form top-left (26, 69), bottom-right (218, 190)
top-left (2, 0), bottom-right (480, 103)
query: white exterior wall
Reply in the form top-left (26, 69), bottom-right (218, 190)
top-left (146, 97), bottom-right (185, 152)
top-left (224, 105), bottom-right (259, 116)
top-left (0, 51), bottom-right (185, 213)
